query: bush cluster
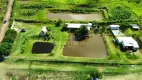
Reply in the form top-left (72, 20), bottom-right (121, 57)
top-left (0, 29), bottom-right (17, 59)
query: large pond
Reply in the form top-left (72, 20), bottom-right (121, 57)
top-left (47, 13), bottom-right (102, 21)
top-left (63, 34), bottom-right (107, 58)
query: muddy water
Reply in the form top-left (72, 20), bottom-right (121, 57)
top-left (47, 13), bottom-right (102, 21)
top-left (63, 34), bottom-right (107, 58)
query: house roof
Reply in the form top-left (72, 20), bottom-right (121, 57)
top-left (130, 24), bottom-right (139, 29)
top-left (65, 23), bottom-right (92, 30)
top-left (109, 25), bottom-right (120, 28)
top-left (117, 37), bottom-right (139, 48)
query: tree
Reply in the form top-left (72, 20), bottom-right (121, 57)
top-left (74, 25), bottom-right (88, 40)
top-left (89, 70), bottom-right (103, 79)
top-left (135, 0), bottom-right (140, 4)
top-left (0, 43), bottom-right (11, 56)
top-left (55, 19), bottom-right (62, 27)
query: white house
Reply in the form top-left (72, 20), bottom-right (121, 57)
top-left (116, 37), bottom-right (139, 50)
top-left (109, 25), bottom-right (120, 30)
top-left (130, 24), bottom-right (139, 30)
top-left (65, 23), bottom-right (92, 30)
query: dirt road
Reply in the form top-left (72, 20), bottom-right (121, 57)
top-left (0, 0), bottom-right (14, 43)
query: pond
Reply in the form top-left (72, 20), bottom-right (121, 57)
top-left (32, 42), bottom-right (54, 54)
top-left (47, 13), bottom-right (102, 21)
top-left (63, 34), bottom-right (107, 58)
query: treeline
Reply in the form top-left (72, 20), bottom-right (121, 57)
top-left (0, 29), bottom-right (17, 61)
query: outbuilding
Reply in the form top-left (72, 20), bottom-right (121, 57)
top-left (39, 26), bottom-right (47, 37)
top-left (65, 23), bottom-right (92, 30)
top-left (115, 37), bottom-right (139, 51)
top-left (130, 24), bottom-right (139, 30)
top-left (109, 25), bottom-right (120, 30)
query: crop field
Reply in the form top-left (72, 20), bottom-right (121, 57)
top-left (0, 0), bottom-right (8, 28)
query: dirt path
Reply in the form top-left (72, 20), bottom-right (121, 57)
top-left (0, 0), bottom-right (14, 43)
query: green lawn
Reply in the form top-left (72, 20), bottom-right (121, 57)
top-left (11, 22), bottom-right (68, 57)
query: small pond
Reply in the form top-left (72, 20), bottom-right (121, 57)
top-left (63, 34), bottom-right (107, 58)
top-left (47, 13), bottom-right (102, 21)
top-left (32, 42), bottom-right (54, 54)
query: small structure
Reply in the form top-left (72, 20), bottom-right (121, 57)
top-left (130, 24), bottom-right (139, 30)
top-left (115, 37), bottom-right (139, 51)
top-left (39, 26), bottom-right (47, 37)
top-left (65, 23), bottom-right (92, 30)
top-left (109, 25), bottom-right (120, 30)
top-left (109, 25), bottom-right (124, 37)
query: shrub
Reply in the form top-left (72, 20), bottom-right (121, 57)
top-left (126, 52), bottom-right (139, 60)
top-left (89, 70), bottom-right (103, 79)
top-left (110, 6), bottom-right (131, 20)
top-left (55, 19), bottom-right (62, 27)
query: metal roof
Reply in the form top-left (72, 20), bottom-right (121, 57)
top-left (65, 23), bottom-right (92, 30)
top-left (109, 25), bottom-right (120, 28)
top-left (117, 37), bottom-right (139, 48)
top-left (130, 24), bottom-right (139, 29)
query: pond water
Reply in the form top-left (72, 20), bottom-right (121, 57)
top-left (32, 42), bottom-right (54, 54)
top-left (63, 34), bottom-right (107, 58)
top-left (47, 13), bottom-right (102, 21)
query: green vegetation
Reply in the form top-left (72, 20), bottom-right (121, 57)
top-left (13, 0), bottom-right (142, 21)
top-left (110, 6), bottom-right (131, 20)
top-left (0, 29), bottom-right (17, 60)
top-left (11, 22), bottom-right (68, 56)
top-left (74, 25), bottom-right (89, 40)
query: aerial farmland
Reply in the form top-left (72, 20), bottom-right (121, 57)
top-left (0, 0), bottom-right (142, 80)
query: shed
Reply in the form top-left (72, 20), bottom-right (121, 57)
top-left (39, 26), bottom-right (47, 37)
top-left (42, 26), bottom-right (47, 33)
top-left (109, 25), bottom-right (120, 30)
top-left (65, 23), bottom-right (92, 30)
top-left (130, 24), bottom-right (139, 30)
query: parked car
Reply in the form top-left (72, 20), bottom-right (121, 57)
top-left (3, 20), bottom-right (7, 24)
